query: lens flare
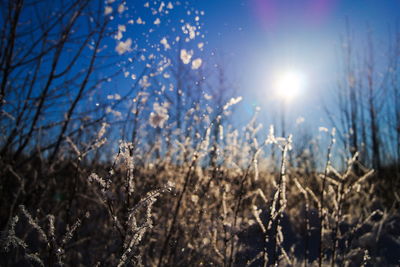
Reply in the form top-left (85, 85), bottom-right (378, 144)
top-left (251, 0), bottom-right (336, 29)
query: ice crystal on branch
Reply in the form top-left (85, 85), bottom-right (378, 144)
top-left (149, 102), bottom-right (169, 128)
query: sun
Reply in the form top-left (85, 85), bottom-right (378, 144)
top-left (274, 70), bottom-right (306, 100)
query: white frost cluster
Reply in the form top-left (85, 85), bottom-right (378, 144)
top-left (182, 23), bottom-right (196, 40)
top-left (198, 42), bottom-right (204, 50)
top-left (107, 93), bottom-right (121, 100)
top-left (115, 25), bottom-right (126, 40)
top-left (106, 107), bottom-right (122, 117)
top-left (118, 3), bottom-right (125, 14)
top-left (204, 93), bottom-right (212, 100)
top-left (149, 102), bottom-right (169, 128)
top-left (97, 122), bottom-right (108, 140)
top-left (160, 37), bottom-right (171, 50)
top-left (139, 75), bottom-right (151, 88)
top-left (319, 127), bottom-right (329, 132)
top-left (104, 6), bottom-right (113, 15)
top-left (191, 58), bottom-right (202, 70)
top-left (180, 49), bottom-right (193, 64)
top-left (223, 96), bottom-right (243, 110)
top-left (158, 2), bottom-right (165, 12)
top-left (88, 173), bottom-right (107, 192)
top-left (115, 38), bottom-right (132, 55)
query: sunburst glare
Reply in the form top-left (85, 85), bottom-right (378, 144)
top-left (274, 70), bottom-right (306, 100)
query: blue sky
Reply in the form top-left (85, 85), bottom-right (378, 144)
top-left (98, 0), bottom-right (400, 142)
top-left (8, 0), bottom-right (400, 163)
top-left (185, 0), bottom-right (400, 131)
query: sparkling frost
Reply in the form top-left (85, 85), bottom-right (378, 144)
top-left (191, 58), bottom-right (202, 70)
top-left (115, 39), bottom-right (132, 55)
top-left (149, 103), bottom-right (169, 128)
top-left (180, 49), bottom-right (193, 64)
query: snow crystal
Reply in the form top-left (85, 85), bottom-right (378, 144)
top-left (180, 49), bottom-right (193, 64)
top-left (115, 25), bottom-right (126, 40)
top-left (167, 2), bottom-right (173, 9)
top-left (182, 24), bottom-right (196, 40)
top-left (160, 37), bottom-right (170, 50)
top-left (104, 6), bottom-right (113, 15)
top-left (149, 103), bottom-right (169, 128)
top-left (115, 39), bottom-right (132, 55)
top-left (139, 75), bottom-right (151, 88)
top-left (198, 42), bottom-right (204, 50)
top-left (88, 173), bottom-right (106, 189)
top-left (118, 25), bottom-right (126, 32)
top-left (223, 96), bottom-right (243, 110)
top-left (191, 58), bottom-right (202, 70)
top-left (115, 31), bottom-right (122, 40)
top-left (118, 3), bottom-right (125, 14)
top-left (204, 93), bottom-right (212, 100)
top-left (97, 122), bottom-right (109, 140)
top-left (154, 18), bottom-right (161, 25)
top-left (319, 127), bottom-right (329, 132)
top-left (107, 94), bottom-right (121, 100)
top-left (158, 2), bottom-right (165, 12)
top-left (106, 107), bottom-right (122, 117)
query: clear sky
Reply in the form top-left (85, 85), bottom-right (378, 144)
top-left (187, 0), bottom-right (400, 131)
top-left (8, 0), bottom-right (400, 164)
top-left (83, 0), bottom-right (400, 141)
